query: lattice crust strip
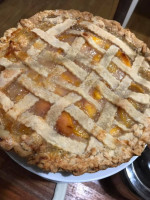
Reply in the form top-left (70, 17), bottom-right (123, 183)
top-left (19, 111), bottom-right (87, 154)
top-left (43, 50), bottom-right (88, 81)
top-left (65, 105), bottom-right (118, 149)
top-left (7, 94), bottom-right (39, 120)
top-left (66, 37), bottom-right (85, 59)
top-left (56, 80), bottom-right (102, 110)
top-left (0, 91), bottom-right (14, 111)
top-left (96, 80), bottom-right (147, 126)
top-left (18, 74), bottom-right (60, 103)
top-left (0, 57), bottom-right (15, 67)
top-left (46, 92), bottom-right (81, 126)
top-left (92, 45), bottom-right (119, 89)
top-left (80, 21), bottom-right (136, 59)
top-left (113, 57), bottom-right (150, 90)
top-left (0, 10), bottom-right (150, 162)
top-left (32, 19), bottom-right (76, 52)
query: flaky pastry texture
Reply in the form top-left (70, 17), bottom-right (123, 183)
top-left (0, 10), bottom-right (150, 175)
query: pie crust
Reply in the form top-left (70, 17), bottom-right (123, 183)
top-left (0, 10), bottom-right (150, 175)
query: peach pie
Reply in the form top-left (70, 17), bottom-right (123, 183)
top-left (0, 10), bottom-right (150, 175)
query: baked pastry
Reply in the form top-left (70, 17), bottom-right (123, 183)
top-left (0, 10), bottom-right (150, 175)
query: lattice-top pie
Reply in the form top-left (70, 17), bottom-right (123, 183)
top-left (0, 10), bottom-right (150, 175)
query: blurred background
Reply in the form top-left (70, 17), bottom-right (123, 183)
top-left (0, 0), bottom-right (149, 47)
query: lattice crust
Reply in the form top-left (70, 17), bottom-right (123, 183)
top-left (0, 10), bottom-right (150, 175)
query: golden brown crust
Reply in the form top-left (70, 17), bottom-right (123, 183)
top-left (0, 9), bottom-right (149, 67)
top-left (1, 9), bottom-right (149, 60)
top-left (0, 9), bottom-right (150, 175)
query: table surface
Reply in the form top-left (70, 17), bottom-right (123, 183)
top-left (0, 149), bottom-right (128, 200)
top-left (0, 0), bottom-right (119, 37)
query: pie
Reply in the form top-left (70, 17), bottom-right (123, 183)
top-left (0, 10), bottom-right (150, 175)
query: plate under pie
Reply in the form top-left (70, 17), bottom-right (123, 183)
top-left (0, 10), bottom-right (150, 175)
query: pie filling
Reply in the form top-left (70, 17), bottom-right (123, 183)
top-left (0, 62), bottom-right (138, 141)
top-left (56, 111), bottom-right (89, 140)
top-left (0, 109), bottom-right (33, 139)
top-left (0, 28), bottom-right (144, 140)
top-left (58, 34), bottom-right (76, 45)
top-left (117, 108), bottom-right (134, 128)
top-left (29, 100), bottom-right (51, 117)
top-left (0, 10), bottom-right (149, 175)
top-left (4, 81), bottom-right (29, 103)
top-left (129, 82), bottom-right (145, 93)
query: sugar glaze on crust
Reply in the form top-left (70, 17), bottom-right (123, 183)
top-left (0, 10), bottom-right (150, 175)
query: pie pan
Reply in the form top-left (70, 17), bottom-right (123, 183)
top-left (7, 151), bottom-right (137, 182)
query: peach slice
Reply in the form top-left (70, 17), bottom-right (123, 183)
top-left (116, 50), bottom-right (131, 67)
top-left (56, 112), bottom-right (74, 137)
top-left (56, 111), bottom-right (89, 139)
top-left (117, 108), bottom-right (134, 128)
top-left (73, 124), bottom-right (89, 139)
top-left (128, 82), bottom-right (144, 93)
top-left (91, 35), bottom-right (111, 49)
top-left (57, 48), bottom-right (63, 54)
top-left (107, 62), bottom-right (125, 81)
top-left (75, 99), bottom-right (97, 118)
top-left (61, 71), bottom-right (81, 86)
top-left (92, 54), bottom-right (102, 64)
top-left (92, 35), bottom-right (102, 45)
top-left (90, 88), bottom-right (102, 101)
top-left (110, 126), bottom-right (121, 136)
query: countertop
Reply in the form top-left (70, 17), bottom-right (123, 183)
top-left (0, 0), bottom-right (119, 37)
